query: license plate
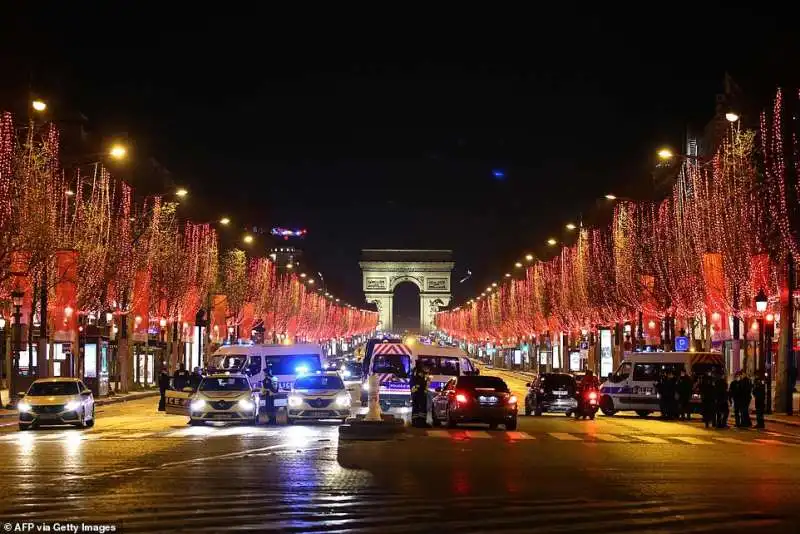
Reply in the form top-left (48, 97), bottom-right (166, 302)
top-left (479, 396), bottom-right (497, 404)
top-left (273, 398), bottom-right (288, 407)
top-left (554, 390), bottom-right (567, 396)
top-left (308, 411), bottom-right (329, 417)
top-left (211, 413), bottom-right (235, 419)
top-left (278, 382), bottom-right (293, 390)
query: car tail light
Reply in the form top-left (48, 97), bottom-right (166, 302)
top-left (455, 392), bottom-right (468, 404)
top-left (588, 391), bottom-right (598, 400)
top-left (508, 395), bottom-right (517, 405)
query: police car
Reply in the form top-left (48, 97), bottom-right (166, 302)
top-left (188, 373), bottom-right (260, 425)
top-left (287, 372), bottom-right (351, 423)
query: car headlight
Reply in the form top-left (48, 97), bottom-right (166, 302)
top-left (335, 393), bottom-right (350, 407)
top-left (362, 382), bottom-right (369, 392)
top-left (288, 395), bottom-right (303, 407)
top-left (190, 399), bottom-right (206, 411)
top-left (64, 400), bottom-right (81, 411)
top-left (17, 401), bottom-right (31, 413)
top-left (238, 399), bottom-right (255, 411)
top-left (343, 369), bottom-right (351, 378)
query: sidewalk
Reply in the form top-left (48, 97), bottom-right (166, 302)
top-left (0, 389), bottom-right (159, 419)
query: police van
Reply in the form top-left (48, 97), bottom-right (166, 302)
top-left (362, 341), bottom-right (414, 410)
top-left (598, 351), bottom-right (724, 417)
top-left (411, 344), bottom-right (479, 394)
top-left (209, 343), bottom-right (325, 392)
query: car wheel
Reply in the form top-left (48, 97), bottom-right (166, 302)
top-left (18, 423), bottom-right (30, 431)
top-left (506, 418), bottom-right (518, 431)
top-left (488, 422), bottom-right (499, 430)
top-left (86, 407), bottom-right (95, 428)
top-left (600, 396), bottom-right (616, 416)
top-left (636, 410), bottom-right (650, 418)
top-left (589, 413), bottom-right (596, 420)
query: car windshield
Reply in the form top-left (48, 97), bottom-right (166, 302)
top-left (27, 382), bottom-right (80, 396)
top-left (457, 376), bottom-right (509, 391)
top-left (417, 356), bottom-right (460, 376)
top-left (264, 354), bottom-right (322, 375)
top-left (199, 377), bottom-right (250, 391)
top-left (540, 374), bottom-right (576, 390)
top-left (209, 354), bottom-right (247, 371)
top-left (342, 361), bottom-right (362, 377)
top-left (372, 354), bottom-right (411, 377)
top-left (294, 375), bottom-right (344, 390)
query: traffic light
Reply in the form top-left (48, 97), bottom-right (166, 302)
top-left (765, 313), bottom-right (775, 340)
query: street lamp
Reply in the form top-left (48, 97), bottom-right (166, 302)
top-left (525, 254), bottom-right (534, 262)
top-left (243, 234), bottom-right (254, 244)
top-left (565, 223), bottom-right (577, 231)
top-left (514, 262), bottom-right (523, 268)
top-left (755, 288), bottom-right (769, 397)
top-left (31, 100), bottom-right (47, 112)
top-left (175, 188), bottom-right (189, 198)
top-left (11, 290), bottom-right (24, 399)
top-left (725, 112), bottom-right (740, 123)
top-left (755, 288), bottom-right (768, 313)
top-left (657, 148), bottom-right (674, 161)
top-left (109, 144), bottom-right (128, 160)
top-left (605, 194), bottom-right (618, 200)
top-left (219, 217), bottom-right (230, 225)
top-left (546, 238), bottom-right (557, 246)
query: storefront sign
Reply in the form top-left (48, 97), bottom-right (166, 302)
top-left (600, 329), bottom-right (613, 377)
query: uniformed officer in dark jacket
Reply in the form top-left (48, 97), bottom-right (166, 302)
top-left (700, 373), bottom-right (716, 428)
top-left (157, 369), bottom-right (170, 411)
top-left (714, 374), bottom-right (729, 428)
top-left (739, 373), bottom-right (753, 427)
top-left (729, 372), bottom-right (742, 427)
top-left (410, 363), bottom-right (429, 428)
top-left (753, 376), bottom-right (766, 428)
top-left (173, 363), bottom-right (191, 391)
top-left (677, 369), bottom-right (693, 420)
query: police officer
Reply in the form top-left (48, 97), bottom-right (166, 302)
top-left (260, 364), bottom-right (279, 424)
top-left (753, 376), bottom-right (766, 429)
top-left (410, 362), bottom-right (429, 428)
top-left (157, 369), bottom-right (170, 411)
top-left (173, 363), bottom-right (190, 391)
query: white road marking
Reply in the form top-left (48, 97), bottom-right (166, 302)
top-left (714, 437), bottom-right (756, 445)
top-left (593, 433), bottom-right (629, 442)
top-left (464, 430), bottom-right (491, 439)
top-left (426, 430), bottom-right (450, 438)
top-left (505, 431), bottom-right (535, 440)
top-left (672, 436), bottom-right (713, 445)
top-left (633, 435), bottom-right (669, 444)
top-left (549, 432), bottom-right (581, 441)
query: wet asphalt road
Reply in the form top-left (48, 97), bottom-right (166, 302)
top-left (0, 382), bottom-right (799, 533)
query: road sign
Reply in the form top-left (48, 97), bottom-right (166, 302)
top-left (675, 336), bottom-right (689, 352)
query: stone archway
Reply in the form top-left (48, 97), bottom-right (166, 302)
top-left (359, 249), bottom-right (454, 334)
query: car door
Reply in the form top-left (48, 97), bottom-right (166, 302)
top-left (78, 381), bottom-right (94, 413)
top-left (434, 379), bottom-right (452, 417)
top-left (165, 378), bottom-right (194, 415)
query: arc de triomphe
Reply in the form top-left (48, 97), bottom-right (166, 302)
top-left (359, 249), bottom-right (454, 334)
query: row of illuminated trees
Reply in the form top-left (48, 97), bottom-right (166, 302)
top-left (436, 89), bottom-right (800, 352)
top-left (0, 111), bottom-right (377, 390)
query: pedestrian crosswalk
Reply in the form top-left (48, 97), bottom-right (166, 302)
top-left (418, 429), bottom-right (800, 447)
top-left (0, 490), bottom-right (783, 533)
top-left (0, 426), bottom-right (286, 442)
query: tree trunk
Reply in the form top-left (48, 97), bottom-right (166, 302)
top-left (169, 321), bottom-right (181, 372)
top-left (775, 298), bottom-right (790, 413)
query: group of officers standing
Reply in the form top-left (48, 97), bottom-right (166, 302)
top-left (697, 371), bottom-right (767, 429)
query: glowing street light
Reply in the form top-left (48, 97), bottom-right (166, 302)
top-left (657, 148), bottom-right (674, 160)
top-left (525, 254), bottom-right (534, 262)
top-left (243, 234), bottom-right (254, 244)
top-left (65, 189), bottom-right (75, 197)
top-left (605, 194), bottom-right (618, 201)
top-left (504, 273), bottom-right (511, 278)
top-left (725, 112), bottom-right (740, 123)
top-left (514, 262), bottom-right (523, 268)
top-left (175, 188), bottom-right (188, 198)
top-left (565, 223), bottom-right (576, 231)
top-left (491, 282), bottom-right (498, 287)
top-left (219, 217), bottom-right (230, 225)
top-left (109, 144), bottom-right (128, 160)
top-left (547, 238), bottom-right (558, 246)
top-left (32, 100), bottom-right (47, 112)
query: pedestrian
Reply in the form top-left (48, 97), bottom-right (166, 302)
top-left (700, 372), bottom-right (715, 429)
top-left (753, 376), bottom-right (766, 429)
top-left (173, 363), bottom-right (190, 391)
top-left (739, 372), bottom-right (753, 428)
top-left (656, 371), bottom-right (667, 419)
top-left (189, 367), bottom-right (203, 391)
top-left (157, 369), bottom-right (170, 411)
top-left (677, 368), bottom-right (693, 421)
top-left (410, 362), bottom-right (429, 428)
top-left (714, 373), bottom-right (729, 428)
top-left (729, 372), bottom-right (741, 427)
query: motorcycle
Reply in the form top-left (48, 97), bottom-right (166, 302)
top-left (574, 388), bottom-right (599, 420)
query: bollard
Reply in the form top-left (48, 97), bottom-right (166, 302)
top-left (364, 373), bottom-right (382, 421)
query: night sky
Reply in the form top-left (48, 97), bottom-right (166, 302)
top-left (2, 7), bottom-right (798, 313)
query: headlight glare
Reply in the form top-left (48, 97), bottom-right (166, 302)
top-left (64, 400), bottom-right (81, 411)
top-left (288, 395), bottom-right (303, 407)
top-left (190, 399), bottom-right (206, 411)
top-left (17, 402), bottom-right (31, 413)
top-left (335, 393), bottom-right (350, 407)
top-left (238, 398), bottom-right (255, 411)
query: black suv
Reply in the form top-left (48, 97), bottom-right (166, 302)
top-left (524, 373), bottom-right (578, 416)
